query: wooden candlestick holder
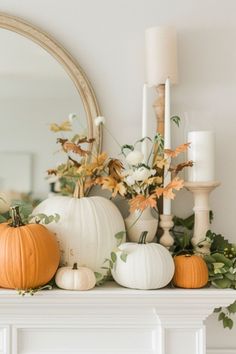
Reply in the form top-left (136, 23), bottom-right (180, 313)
top-left (159, 214), bottom-right (174, 248)
top-left (184, 181), bottom-right (220, 255)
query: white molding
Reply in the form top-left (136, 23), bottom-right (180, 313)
top-left (0, 283), bottom-right (235, 354)
top-left (207, 350), bottom-right (236, 354)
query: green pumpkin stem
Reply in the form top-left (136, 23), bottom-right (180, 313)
top-left (138, 231), bottom-right (148, 244)
top-left (72, 263), bottom-right (78, 270)
top-left (10, 206), bottom-right (25, 227)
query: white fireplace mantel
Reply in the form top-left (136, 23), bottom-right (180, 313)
top-left (0, 282), bottom-right (235, 354)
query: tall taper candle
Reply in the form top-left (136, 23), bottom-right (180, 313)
top-left (142, 83), bottom-right (148, 162)
top-left (163, 77), bottom-right (171, 215)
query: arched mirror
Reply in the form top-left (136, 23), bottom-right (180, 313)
top-left (0, 12), bottom-right (101, 202)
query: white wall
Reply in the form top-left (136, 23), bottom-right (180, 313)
top-left (0, 0), bottom-right (236, 350)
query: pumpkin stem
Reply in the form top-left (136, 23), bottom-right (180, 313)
top-left (9, 206), bottom-right (25, 227)
top-left (73, 180), bottom-right (84, 199)
top-left (72, 263), bottom-right (78, 270)
top-left (73, 182), bottom-right (79, 199)
top-left (138, 231), bottom-right (148, 244)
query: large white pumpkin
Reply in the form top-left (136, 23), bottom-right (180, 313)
top-left (111, 236), bottom-right (174, 290)
top-left (33, 196), bottom-right (125, 273)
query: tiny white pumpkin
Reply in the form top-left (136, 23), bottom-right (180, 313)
top-left (55, 263), bottom-right (96, 291)
top-left (111, 232), bottom-right (175, 290)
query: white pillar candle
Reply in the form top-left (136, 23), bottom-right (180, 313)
top-left (145, 26), bottom-right (178, 86)
top-left (163, 77), bottom-right (171, 215)
top-left (141, 83), bottom-right (148, 162)
top-left (187, 131), bottom-right (215, 182)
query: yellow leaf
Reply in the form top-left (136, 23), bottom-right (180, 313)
top-left (50, 120), bottom-right (72, 132)
top-left (99, 176), bottom-right (126, 197)
top-left (153, 155), bottom-right (167, 169)
top-left (145, 176), bottom-right (163, 186)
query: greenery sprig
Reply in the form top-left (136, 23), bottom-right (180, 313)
top-left (172, 214), bottom-right (236, 329)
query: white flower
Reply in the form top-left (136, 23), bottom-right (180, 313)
top-left (68, 113), bottom-right (77, 122)
top-left (125, 175), bottom-right (136, 186)
top-left (94, 116), bottom-right (106, 126)
top-left (133, 166), bottom-right (152, 181)
top-left (150, 169), bottom-right (156, 176)
top-left (133, 185), bottom-right (141, 194)
top-left (126, 150), bottom-right (144, 166)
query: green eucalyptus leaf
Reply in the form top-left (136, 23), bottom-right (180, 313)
top-left (225, 273), bottom-right (236, 281)
top-left (210, 233), bottom-right (232, 253)
top-left (54, 213), bottom-right (60, 223)
top-left (121, 144), bottom-right (134, 154)
top-left (212, 278), bottom-right (232, 289)
top-left (213, 262), bottom-right (225, 269)
top-left (212, 253), bottom-right (233, 267)
top-left (173, 214), bottom-right (195, 231)
top-left (218, 312), bottom-right (226, 321)
top-left (94, 272), bottom-right (103, 280)
top-left (115, 231), bottom-right (126, 246)
top-left (171, 115), bottom-right (181, 127)
top-left (109, 260), bottom-right (113, 269)
top-left (223, 317), bottom-right (234, 330)
top-left (204, 255), bottom-right (217, 264)
top-left (209, 273), bottom-right (224, 280)
top-left (120, 252), bottom-right (128, 262)
top-left (214, 307), bottom-right (222, 313)
top-left (227, 301), bottom-right (236, 314)
top-left (135, 136), bottom-right (152, 144)
top-left (111, 252), bottom-right (117, 263)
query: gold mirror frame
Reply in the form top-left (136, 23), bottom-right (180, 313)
top-left (0, 12), bottom-right (102, 151)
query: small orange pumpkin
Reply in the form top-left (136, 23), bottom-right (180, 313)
top-left (0, 206), bottom-right (60, 290)
top-left (173, 254), bottom-right (209, 289)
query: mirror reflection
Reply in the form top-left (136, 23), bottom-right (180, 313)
top-left (0, 29), bottom-right (88, 202)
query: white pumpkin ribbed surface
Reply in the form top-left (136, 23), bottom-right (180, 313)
top-left (55, 266), bottom-right (96, 291)
top-left (111, 242), bottom-right (174, 290)
top-left (33, 196), bottom-right (125, 273)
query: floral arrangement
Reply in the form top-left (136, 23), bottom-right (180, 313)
top-left (48, 115), bottom-right (193, 212)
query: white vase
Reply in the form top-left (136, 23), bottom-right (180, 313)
top-left (125, 207), bottom-right (158, 243)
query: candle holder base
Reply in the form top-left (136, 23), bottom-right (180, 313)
top-left (184, 181), bottom-right (220, 255)
top-left (159, 214), bottom-right (174, 248)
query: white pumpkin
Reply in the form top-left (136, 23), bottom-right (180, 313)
top-left (111, 232), bottom-right (175, 290)
top-left (55, 263), bottom-right (96, 290)
top-left (33, 196), bottom-right (125, 273)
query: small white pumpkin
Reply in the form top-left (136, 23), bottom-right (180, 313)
top-left (55, 263), bottom-right (96, 291)
top-left (111, 232), bottom-right (175, 290)
top-left (33, 196), bottom-right (125, 274)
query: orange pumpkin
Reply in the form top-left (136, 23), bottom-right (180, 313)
top-left (173, 254), bottom-right (209, 289)
top-left (0, 206), bottom-right (60, 290)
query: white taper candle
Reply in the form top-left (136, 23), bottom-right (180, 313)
top-left (163, 77), bottom-right (171, 215)
top-left (141, 83), bottom-right (148, 162)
